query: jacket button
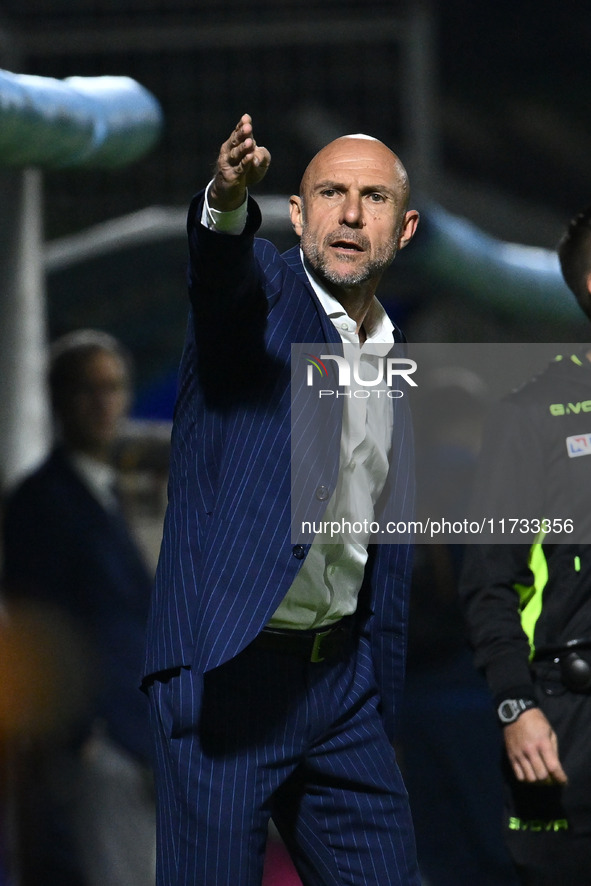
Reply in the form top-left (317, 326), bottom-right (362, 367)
top-left (315, 485), bottom-right (329, 501)
top-left (292, 545), bottom-right (306, 560)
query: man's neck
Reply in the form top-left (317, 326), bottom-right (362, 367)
top-left (300, 250), bottom-right (385, 343)
top-left (325, 284), bottom-right (376, 338)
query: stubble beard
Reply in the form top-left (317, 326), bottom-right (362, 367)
top-left (301, 228), bottom-right (398, 291)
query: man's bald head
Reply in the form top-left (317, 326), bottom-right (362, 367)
top-left (299, 135), bottom-right (411, 211)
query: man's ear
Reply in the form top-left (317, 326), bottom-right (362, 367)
top-left (397, 209), bottom-right (420, 251)
top-left (289, 195), bottom-right (303, 237)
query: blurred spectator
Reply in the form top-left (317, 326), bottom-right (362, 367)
top-left (1, 330), bottom-right (155, 886)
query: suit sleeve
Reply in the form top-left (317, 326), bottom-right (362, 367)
top-left (181, 191), bottom-right (287, 409)
top-left (186, 190), bottom-right (266, 315)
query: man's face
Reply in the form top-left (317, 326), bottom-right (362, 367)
top-left (59, 349), bottom-right (130, 456)
top-left (289, 138), bottom-right (418, 295)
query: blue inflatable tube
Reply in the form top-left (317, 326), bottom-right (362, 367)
top-left (0, 69), bottom-right (163, 169)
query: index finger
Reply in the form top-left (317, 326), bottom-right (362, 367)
top-left (230, 114), bottom-right (253, 146)
top-left (540, 751), bottom-right (568, 785)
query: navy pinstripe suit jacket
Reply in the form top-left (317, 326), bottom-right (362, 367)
top-left (143, 191), bottom-right (414, 741)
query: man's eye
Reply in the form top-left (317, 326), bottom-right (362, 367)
top-left (369, 193), bottom-right (386, 203)
top-left (321, 189), bottom-right (337, 197)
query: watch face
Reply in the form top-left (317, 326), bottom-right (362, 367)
top-left (497, 698), bottom-right (536, 724)
top-left (497, 698), bottom-right (535, 724)
top-left (498, 700), bottom-right (519, 723)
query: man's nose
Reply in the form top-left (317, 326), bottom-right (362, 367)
top-left (339, 193), bottom-right (364, 227)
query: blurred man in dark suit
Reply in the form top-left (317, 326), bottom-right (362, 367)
top-left (2, 329), bottom-right (155, 886)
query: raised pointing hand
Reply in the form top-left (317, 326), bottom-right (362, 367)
top-left (209, 114), bottom-right (271, 212)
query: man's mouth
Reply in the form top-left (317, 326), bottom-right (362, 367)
top-left (330, 239), bottom-right (365, 253)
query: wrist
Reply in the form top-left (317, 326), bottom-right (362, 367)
top-left (209, 177), bottom-right (247, 213)
top-left (202, 181), bottom-right (248, 235)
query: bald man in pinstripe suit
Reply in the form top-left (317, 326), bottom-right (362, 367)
top-left (143, 114), bottom-right (420, 886)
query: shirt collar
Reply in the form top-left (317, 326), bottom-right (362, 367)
top-left (69, 451), bottom-right (119, 511)
top-left (300, 249), bottom-right (394, 345)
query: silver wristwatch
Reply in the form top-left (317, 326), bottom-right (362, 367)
top-left (497, 697), bottom-right (538, 725)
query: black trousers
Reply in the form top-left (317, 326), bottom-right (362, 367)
top-left (503, 673), bottom-right (591, 886)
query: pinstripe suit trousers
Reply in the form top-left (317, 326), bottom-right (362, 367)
top-left (148, 634), bottom-right (419, 886)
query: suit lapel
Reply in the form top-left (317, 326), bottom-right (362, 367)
top-left (281, 245), bottom-right (341, 346)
